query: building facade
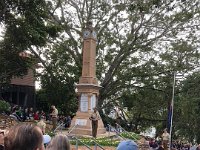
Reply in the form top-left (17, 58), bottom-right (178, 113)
top-left (0, 52), bottom-right (36, 108)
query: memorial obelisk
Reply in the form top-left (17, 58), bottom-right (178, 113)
top-left (70, 22), bottom-right (106, 136)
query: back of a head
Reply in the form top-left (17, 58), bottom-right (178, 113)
top-left (46, 134), bottom-right (70, 150)
top-left (117, 140), bottom-right (138, 150)
top-left (4, 123), bottom-right (44, 150)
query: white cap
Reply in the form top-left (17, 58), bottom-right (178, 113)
top-left (43, 134), bottom-right (51, 144)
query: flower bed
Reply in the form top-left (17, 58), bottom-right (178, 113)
top-left (70, 132), bottom-right (140, 147)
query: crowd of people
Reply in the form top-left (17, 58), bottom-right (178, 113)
top-left (1, 123), bottom-right (137, 150)
top-left (0, 123), bottom-right (71, 150)
top-left (149, 138), bottom-right (200, 150)
top-left (9, 105), bottom-right (47, 122)
top-left (1, 105), bottom-right (200, 150)
top-left (7, 105), bottom-right (72, 132)
top-left (0, 104), bottom-right (73, 150)
top-left (147, 129), bottom-right (200, 150)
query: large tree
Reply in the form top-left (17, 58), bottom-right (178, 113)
top-left (0, 0), bottom-right (59, 83)
top-left (173, 73), bottom-right (200, 143)
top-left (40, 0), bottom-right (200, 112)
top-left (1, 0), bottom-right (200, 133)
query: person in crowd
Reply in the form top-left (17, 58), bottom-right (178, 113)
top-left (34, 110), bottom-right (40, 120)
top-left (58, 115), bottom-right (65, 123)
top-left (0, 130), bottom-right (4, 150)
top-left (40, 110), bottom-right (46, 120)
top-left (9, 106), bottom-right (22, 121)
top-left (22, 107), bottom-right (29, 121)
top-left (196, 144), bottom-right (200, 150)
top-left (37, 116), bottom-right (46, 134)
top-left (114, 108), bottom-right (122, 132)
top-left (50, 105), bottom-right (58, 131)
top-left (149, 138), bottom-right (158, 150)
top-left (4, 123), bottom-right (46, 150)
top-left (16, 106), bottom-right (23, 119)
top-left (157, 141), bottom-right (164, 150)
top-left (115, 108), bottom-right (121, 125)
top-left (46, 134), bottom-right (70, 150)
top-left (117, 140), bottom-right (138, 150)
top-left (64, 115), bottom-right (71, 128)
top-left (29, 107), bottom-right (34, 120)
top-left (162, 128), bottom-right (170, 150)
top-left (89, 107), bottom-right (100, 138)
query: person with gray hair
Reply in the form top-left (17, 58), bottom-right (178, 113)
top-left (46, 134), bottom-right (70, 150)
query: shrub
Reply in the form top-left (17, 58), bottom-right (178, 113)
top-left (0, 100), bottom-right (10, 113)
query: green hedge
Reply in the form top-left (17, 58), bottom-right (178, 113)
top-left (0, 100), bottom-right (10, 113)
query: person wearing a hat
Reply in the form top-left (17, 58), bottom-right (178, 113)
top-left (117, 140), bottom-right (138, 150)
top-left (89, 107), bottom-right (100, 138)
top-left (43, 134), bottom-right (51, 148)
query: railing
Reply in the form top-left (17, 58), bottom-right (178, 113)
top-left (69, 136), bottom-right (105, 150)
top-left (67, 124), bottom-right (78, 135)
top-left (67, 124), bottom-right (105, 150)
top-left (107, 124), bottom-right (126, 140)
top-left (72, 136), bottom-right (92, 150)
top-left (54, 121), bottom-right (65, 133)
top-left (115, 123), bottom-right (132, 137)
top-left (92, 139), bottom-right (105, 150)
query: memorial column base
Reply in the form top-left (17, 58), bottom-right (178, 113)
top-left (69, 111), bottom-right (106, 136)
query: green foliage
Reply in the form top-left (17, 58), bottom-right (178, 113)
top-left (70, 132), bottom-right (140, 147)
top-left (119, 87), bottom-right (167, 133)
top-left (38, 0), bottom-right (200, 135)
top-left (70, 137), bottom-right (119, 147)
top-left (0, 42), bottom-right (29, 83)
top-left (36, 75), bottom-right (78, 115)
top-left (119, 132), bottom-right (140, 141)
top-left (0, 0), bottom-right (60, 82)
top-left (0, 100), bottom-right (10, 113)
top-left (35, 89), bottom-right (50, 112)
top-left (1, 0), bottom-right (200, 138)
top-left (173, 73), bottom-right (200, 142)
top-left (46, 131), bottom-right (56, 137)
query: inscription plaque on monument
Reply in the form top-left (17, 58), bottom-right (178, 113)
top-left (75, 119), bottom-right (87, 126)
top-left (91, 94), bottom-right (96, 111)
top-left (80, 94), bottom-right (88, 112)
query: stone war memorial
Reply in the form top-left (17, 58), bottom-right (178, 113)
top-left (70, 22), bottom-right (106, 136)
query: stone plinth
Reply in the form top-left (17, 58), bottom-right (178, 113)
top-left (70, 111), bottom-right (106, 136)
